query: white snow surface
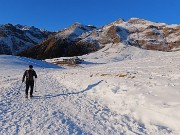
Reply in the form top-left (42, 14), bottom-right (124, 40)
top-left (0, 44), bottom-right (180, 135)
top-left (55, 23), bottom-right (96, 41)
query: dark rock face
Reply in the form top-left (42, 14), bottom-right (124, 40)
top-left (19, 37), bottom-right (99, 60)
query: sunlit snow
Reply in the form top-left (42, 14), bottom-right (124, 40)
top-left (0, 43), bottom-right (180, 134)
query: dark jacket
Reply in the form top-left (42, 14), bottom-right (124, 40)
top-left (22, 69), bottom-right (37, 82)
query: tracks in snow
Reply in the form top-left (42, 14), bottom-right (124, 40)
top-left (0, 69), bottom-right (148, 134)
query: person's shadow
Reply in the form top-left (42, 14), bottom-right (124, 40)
top-left (32, 80), bottom-right (103, 99)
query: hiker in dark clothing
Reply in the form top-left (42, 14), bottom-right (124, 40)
top-left (22, 65), bottom-right (37, 98)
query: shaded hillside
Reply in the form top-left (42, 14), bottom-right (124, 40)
top-left (20, 37), bottom-right (99, 59)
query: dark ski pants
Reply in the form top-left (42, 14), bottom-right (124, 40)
top-left (26, 80), bottom-right (34, 96)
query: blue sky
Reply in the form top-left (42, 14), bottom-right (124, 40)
top-left (0, 0), bottom-right (179, 31)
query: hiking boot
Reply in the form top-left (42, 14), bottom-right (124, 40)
top-left (30, 95), bottom-right (33, 98)
top-left (25, 95), bottom-right (28, 98)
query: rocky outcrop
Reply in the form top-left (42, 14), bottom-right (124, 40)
top-left (0, 24), bottom-right (51, 55)
top-left (120, 18), bottom-right (179, 51)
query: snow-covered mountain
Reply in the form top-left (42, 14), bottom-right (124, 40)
top-left (55, 22), bottom-right (97, 41)
top-left (79, 18), bottom-right (180, 51)
top-left (19, 18), bottom-right (180, 59)
top-left (0, 43), bottom-right (180, 134)
top-left (103, 18), bottom-right (180, 51)
top-left (0, 23), bottom-right (51, 55)
top-left (19, 23), bottom-right (98, 59)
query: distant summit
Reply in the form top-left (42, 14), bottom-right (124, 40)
top-left (55, 22), bottom-right (97, 41)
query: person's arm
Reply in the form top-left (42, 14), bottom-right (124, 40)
top-left (22, 70), bottom-right (26, 82)
top-left (34, 71), bottom-right (37, 78)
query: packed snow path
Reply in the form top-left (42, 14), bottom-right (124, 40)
top-left (0, 68), bottom-right (147, 135)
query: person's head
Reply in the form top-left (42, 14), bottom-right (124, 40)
top-left (29, 65), bottom-right (33, 69)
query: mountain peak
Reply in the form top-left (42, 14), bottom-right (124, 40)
top-left (71, 22), bottom-right (81, 27)
top-left (127, 17), bottom-right (150, 24)
top-left (55, 22), bottom-right (96, 41)
top-left (114, 18), bottom-right (125, 23)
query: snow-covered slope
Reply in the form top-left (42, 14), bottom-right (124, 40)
top-left (0, 24), bottom-right (51, 55)
top-left (1, 43), bottom-right (180, 134)
top-left (55, 22), bottom-right (97, 41)
top-left (80, 18), bottom-right (180, 51)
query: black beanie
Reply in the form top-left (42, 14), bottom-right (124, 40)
top-left (29, 65), bottom-right (33, 68)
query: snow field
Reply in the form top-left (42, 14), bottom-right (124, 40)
top-left (50, 45), bottom-right (180, 134)
top-left (0, 43), bottom-right (180, 135)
